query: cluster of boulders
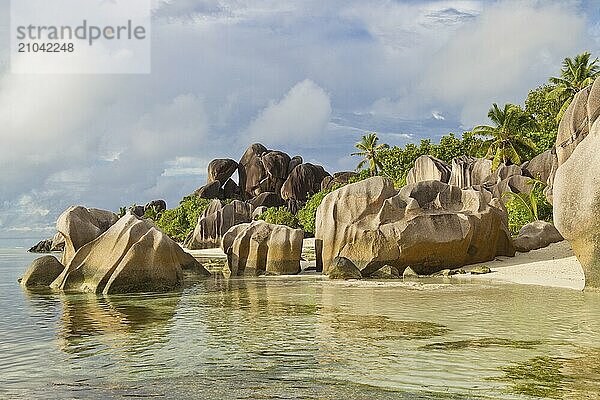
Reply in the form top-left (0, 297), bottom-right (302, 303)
top-left (128, 199), bottom-right (167, 218)
top-left (221, 220), bottom-right (304, 276)
top-left (406, 151), bottom-right (553, 202)
top-left (21, 207), bottom-right (209, 293)
top-left (186, 143), bottom-right (356, 249)
top-left (184, 199), bottom-right (254, 250)
top-left (550, 79), bottom-right (600, 288)
top-left (315, 177), bottom-right (515, 277)
top-left (193, 143), bottom-right (344, 207)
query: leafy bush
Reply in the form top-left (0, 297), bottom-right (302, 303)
top-left (297, 190), bottom-right (331, 235)
top-left (155, 195), bottom-right (214, 242)
top-left (258, 207), bottom-right (300, 229)
top-left (503, 179), bottom-right (553, 236)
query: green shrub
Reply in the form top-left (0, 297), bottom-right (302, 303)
top-left (258, 207), bottom-right (300, 229)
top-left (297, 190), bottom-right (329, 235)
top-left (503, 179), bottom-right (553, 236)
top-left (155, 195), bottom-right (214, 241)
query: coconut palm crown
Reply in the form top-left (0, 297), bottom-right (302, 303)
top-left (471, 103), bottom-right (538, 171)
top-left (351, 132), bottom-right (389, 176)
top-left (547, 52), bottom-right (600, 122)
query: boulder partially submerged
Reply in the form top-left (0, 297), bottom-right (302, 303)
top-left (221, 220), bottom-right (303, 276)
top-left (57, 206), bottom-right (119, 266)
top-left (52, 215), bottom-right (208, 294)
top-left (315, 177), bottom-right (514, 276)
top-left (20, 256), bottom-right (65, 287)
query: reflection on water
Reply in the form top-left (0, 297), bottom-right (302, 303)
top-left (3, 248), bottom-right (600, 399)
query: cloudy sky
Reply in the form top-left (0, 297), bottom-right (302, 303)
top-left (0, 0), bottom-right (599, 239)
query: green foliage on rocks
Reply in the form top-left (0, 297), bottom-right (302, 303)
top-left (472, 103), bottom-right (538, 170)
top-left (524, 85), bottom-right (561, 154)
top-left (377, 132), bottom-right (485, 187)
top-left (503, 179), bottom-right (553, 236)
top-left (155, 196), bottom-right (213, 242)
top-left (258, 207), bottom-right (300, 229)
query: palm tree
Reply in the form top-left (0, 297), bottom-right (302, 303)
top-left (547, 52), bottom-right (600, 122)
top-left (351, 132), bottom-right (389, 176)
top-left (472, 103), bottom-right (538, 170)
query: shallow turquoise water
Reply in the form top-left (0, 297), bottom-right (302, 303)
top-left (2, 246), bottom-right (600, 399)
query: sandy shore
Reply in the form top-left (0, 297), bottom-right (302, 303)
top-left (184, 238), bottom-right (585, 291)
top-left (460, 240), bottom-right (584, 291)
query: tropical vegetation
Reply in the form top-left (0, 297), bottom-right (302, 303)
top-left (351, 132), bottom-right (389, 176)
top-left (546, 51), bottom-right (600, 122)
top-left (472, 103), bottom-right (538, 170)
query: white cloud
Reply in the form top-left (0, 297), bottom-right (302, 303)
top-left (423, 0), bottom-right (587, 125)
top-left (0, 0), bottom-right (597, 237)
top-left (245, 79), bottom-right (332, 146)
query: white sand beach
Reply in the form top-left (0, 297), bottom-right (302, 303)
top-left (185, 239), bottom-right (585, 291)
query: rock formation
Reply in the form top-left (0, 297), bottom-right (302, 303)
top-left (281, 163), bottom-right (330, 201)
top-left (195, 181), bottom-right (223, 199)
top-left (551, 79), bottom-right (600, 288)
top-left (315, 177), bottom-right (514, 276)
top-left (52, 215), bottom-right (208, 294)
top-left (238, 143), bottom-right (269, 199)
top-left (57, 206), bottom-right (119, 267)
top-left (449, 156), bottom-right (493, 189)
top-left (221, 220), bottom-right (303, 276)
top-left (144, 199), bottom-right (167, 213)
top-left (406, 155), bottom-right (451, 185)
top-left (513, 221), bottom-right (563, 253)
top-left (28, 238), bottom-right (53, 253)
top-left (20, 256), bottom-right (65, 287)
top-left (321, 171), bottom-right (359, 191)
top-left (327, 256), bottom-right (362, 280)
top-left (207, 159), bottom-right (238, 185)
top-left (185, 200), bottom-right (253, 249)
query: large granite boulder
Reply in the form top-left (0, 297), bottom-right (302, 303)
top-left (262, 151), bottom-right (291, 194)
top-left (20, 256), bottom-right (64, 287)
top-left (223, 179), bottom-right (241, 199)
top-left (321, 171), bottom-right (359, 191)
top-left (238, 143), bottom-right (268, 199)
top-left (51, 215), bottom-right (207, 294)
top-left (327, 256), bottom-right (362, 280)
top-left (185, 200), bottom-right (253, 249)
top-left (406, 155), bottom-right (451, 185)
top-left (207, 159), bottom-right (238, 185)
top-left (194, 181), bottom-right (223, 199)
top-left (57, 206), bottom-right (119, 267)
top-left (315, 177), bottom-right (514, 276)
top-left (513, 221), bottom-right (563, 252)
top-left (50, 232), bottom-right (65, 252)
top-left (287, 156), bottom-right (303, 175)
top-left (281, 163), bottom-right (330, 201)
top-left (221, 220), bottom-right (303, 276)
top-left (449, 156), bottom-right (493, 189)
top-left (552, 80), bottom-right (600, 288)
top-left (547, 83), bottom-right (595, 203)
top-left (249, 192), bottom-right (285, 209)
top-left (522, 150), bottom-right (553, 184)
